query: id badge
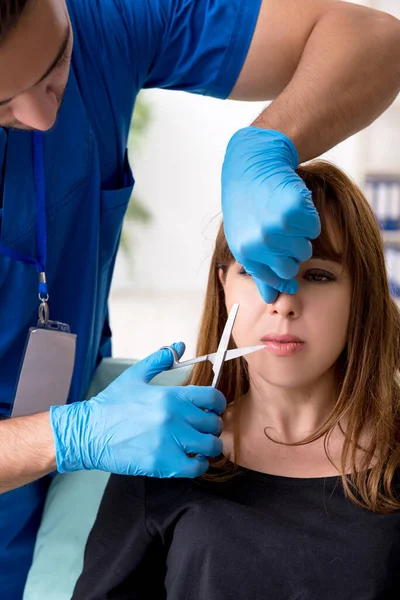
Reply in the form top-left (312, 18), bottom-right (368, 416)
top-left (11, 319), bottom-right (77, 418)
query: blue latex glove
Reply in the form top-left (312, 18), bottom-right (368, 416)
top-left (222, 127), bottom-right (321, 303)
top-left (50, 343), bottom-right (226, 478)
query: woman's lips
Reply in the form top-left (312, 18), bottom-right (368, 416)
top-left (260, 334), bottom-right (305, 356)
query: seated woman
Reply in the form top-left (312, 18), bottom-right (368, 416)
top-left (73, 161), bottom-right (400, 600)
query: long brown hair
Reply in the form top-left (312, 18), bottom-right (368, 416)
top-left (188, 160), bottom-right (400, 513)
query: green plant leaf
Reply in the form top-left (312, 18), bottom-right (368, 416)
top-left (119, 93), bottom-right (153, 275)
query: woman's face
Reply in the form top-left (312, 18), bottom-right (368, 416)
top-left (220, 253), bottom-right (352, 389)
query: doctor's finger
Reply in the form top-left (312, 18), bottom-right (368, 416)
top-left (178, 428), bottom-right (223, 458)
top-left (240, 258), bottom-right (285, 289)
top-left (182, 405), bottom-right (223, 436)
top-left (175, 455), bottom-right (210, 479)
top-left (180, 386), bottom-right (226, 415)
top-left (245, 248), bottom-right (300, 280)
top-left (259, 233), bottom-right (313, 263)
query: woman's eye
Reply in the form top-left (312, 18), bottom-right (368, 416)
top-left (303, 269), bottom-right (335, 283)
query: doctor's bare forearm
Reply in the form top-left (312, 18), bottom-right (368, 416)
top-left (232, 0), bottom-right (400, 163)
top-left (0, 413), bottom-right (56, 494)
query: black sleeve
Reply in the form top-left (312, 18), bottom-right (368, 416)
top-left (72, 475), bottom-right (166, 600)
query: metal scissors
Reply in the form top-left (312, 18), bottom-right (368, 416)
top-left (162, 303), bottom-right (264, 388)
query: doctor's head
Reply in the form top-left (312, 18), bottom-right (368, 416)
top-left (0, 0), bottom-right (71, 131)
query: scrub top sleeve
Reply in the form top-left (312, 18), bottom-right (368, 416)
top-left (72, 475), bottom-right (165, 599)
top-left (120, 0), bottom-right (263, 99)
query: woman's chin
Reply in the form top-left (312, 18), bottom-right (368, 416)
top-left (264, 378), bottom-right (313, 390)
top-left (250, 366), bottom-right (324, 390)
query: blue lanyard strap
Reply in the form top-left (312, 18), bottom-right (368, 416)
top-left (33, 132), bottom-right (47, 278)
top-left (0, 131), bottom-right (48, 297)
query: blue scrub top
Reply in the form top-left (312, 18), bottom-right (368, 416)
top-left (0, 0), bottom-right (262, 596)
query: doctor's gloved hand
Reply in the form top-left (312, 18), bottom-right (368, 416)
top-left (222, 127), bottom-right (321, 303)
top-left (49, 343), bottom-right (226, 479)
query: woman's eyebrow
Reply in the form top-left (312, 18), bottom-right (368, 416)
top-left (0, 25), bottom-right (71, 107)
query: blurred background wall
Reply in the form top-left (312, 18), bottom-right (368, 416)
top-left (109, 0), bottom-right (400, 361)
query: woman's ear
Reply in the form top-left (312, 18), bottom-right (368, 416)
top-left (218, 267), bottom-right (226, 289)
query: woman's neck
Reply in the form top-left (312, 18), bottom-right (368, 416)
top-left (241, 369), bottom-right (337, 443)
top-left (220, 369), bottom-right (347, 478)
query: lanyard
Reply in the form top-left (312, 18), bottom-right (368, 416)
top-left (0, 132), bottom-right (48, 302)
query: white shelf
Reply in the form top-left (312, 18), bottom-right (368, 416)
top-left (381, 230), bottom-right (400, 245)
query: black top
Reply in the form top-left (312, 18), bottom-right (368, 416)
top-left (73, 466), bottom-right (400, 600)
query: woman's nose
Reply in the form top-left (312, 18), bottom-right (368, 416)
top-left (12, 85), bottom-right (58, 131)
top-left (267, 291), bottom-right (299, 317)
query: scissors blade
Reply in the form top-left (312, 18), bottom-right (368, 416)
top-left (224, 344), bottom-right (265, 361)
top-left (168, 344), bottom-right (265, 370)
top-left (211, 303), bottom-right (239, 388)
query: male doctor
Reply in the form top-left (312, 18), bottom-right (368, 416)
top-left (0, 0), bottom-right (399, 597)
